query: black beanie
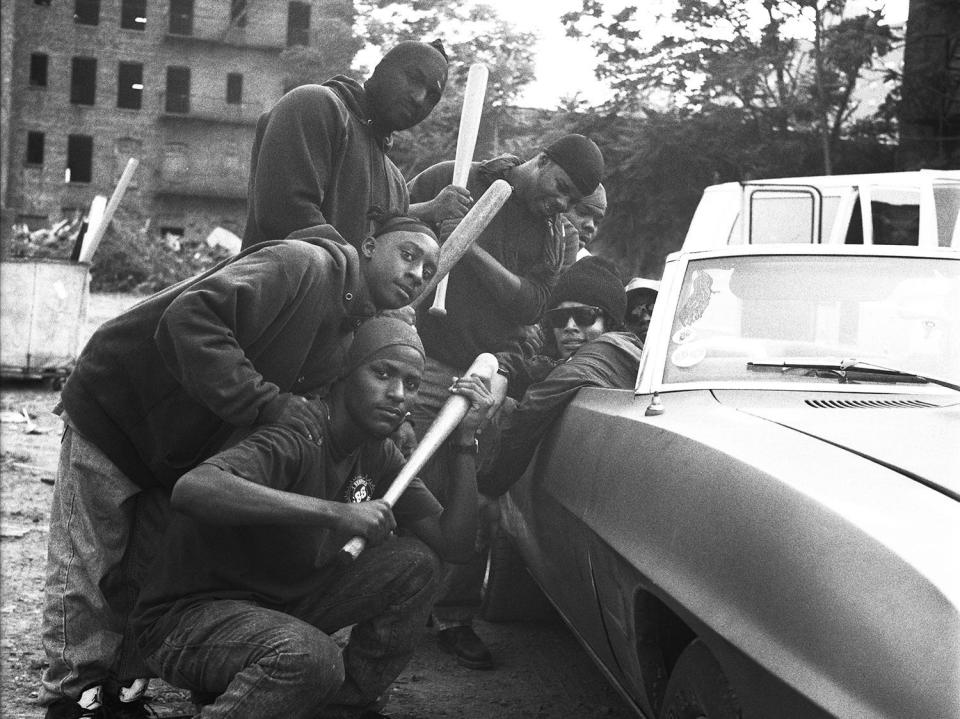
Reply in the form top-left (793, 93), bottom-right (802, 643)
top-left (548, 256), bottom-right (626, 328)
top-left (543, 134), bottom-right (603, 196)
top-left (373, 215), bottom-right (439, 243)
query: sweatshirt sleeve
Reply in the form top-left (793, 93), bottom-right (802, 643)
top-left (248, 86), bottom-right (348, 244)
top-left (154, 243), bottom-right (339, 427)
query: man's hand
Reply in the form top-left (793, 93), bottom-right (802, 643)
top-left (258, 394), bottom-right (326, 441)
top-left (338, 499), bottom-right (397, 546)
top-left (428, 185), bottom-right (473, 224)
top-left (448, 373), bottom-right (494, 443)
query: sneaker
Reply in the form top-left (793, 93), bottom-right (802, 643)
top-left (437, 625), bottom-right (494, 669)
top-left (43, 691), bottom-right (193, 719)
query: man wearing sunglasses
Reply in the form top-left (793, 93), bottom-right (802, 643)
top-left (479, 256), bottom-right (644, 497)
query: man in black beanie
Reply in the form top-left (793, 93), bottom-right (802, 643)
top-left (479, 255), bottom-right (644, 497)
top-left (405, 138), bottom-right (603, 667)
top-left (242, 40), bottom-right (462, 251)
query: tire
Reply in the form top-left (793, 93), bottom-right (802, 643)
top-left (480, 528), bottom-right (557, 623)
top-left (659, 640), bottom-right (742, 719)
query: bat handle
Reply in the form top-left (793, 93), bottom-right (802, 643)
top-left (338, 535), bottom-right (367, 564)
top-left (429, 275), bottom-right (449, 316)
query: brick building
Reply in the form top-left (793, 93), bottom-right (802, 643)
top-left (0, 0), bottom-right (352, 241)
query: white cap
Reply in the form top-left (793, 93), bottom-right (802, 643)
top-left (625, 277), bottom-right (660, 294)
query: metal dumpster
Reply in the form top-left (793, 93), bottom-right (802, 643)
top-left (0, 259), bottom-right (90, 383)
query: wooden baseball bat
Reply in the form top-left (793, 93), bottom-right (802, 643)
top-left (411, 179), bottom-right (511, 309)
top-left (78, 158), bottom-right (138, 264)
top-left (337, 352), bottom-right (499, 563)
top-left (430, 63), bottom-right (489, 317)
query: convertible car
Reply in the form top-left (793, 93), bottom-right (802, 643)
top-left (485, 245), bottom-right (960, 719)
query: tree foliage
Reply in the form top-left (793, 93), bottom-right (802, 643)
top-left (561, 0), bottom-right (897, 172)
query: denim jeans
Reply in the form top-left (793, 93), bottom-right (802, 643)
top-left (409, 357), bottom-right (489, 628)
top-left (144, 536), bottom-right (439, 719)
top-left (40, 421), bottom-right (171, 705)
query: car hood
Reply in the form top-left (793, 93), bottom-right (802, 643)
top-left (713, 391), bottom-right (960, 501)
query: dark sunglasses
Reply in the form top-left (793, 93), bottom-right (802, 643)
top-left (543, 305), bottom-right (604, 329)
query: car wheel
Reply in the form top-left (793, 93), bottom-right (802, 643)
top-left (659, 640), bottom-right (741, 719)
top-left (481, 528), bottom-right (556, 623)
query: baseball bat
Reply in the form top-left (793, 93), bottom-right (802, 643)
top-left (412, 179), bottom-right (512, 309)
top-left (430, 63), bottom-right (489, 317)
top-left (78, 158), bottom-right (138, 264)
top-left (336, 352), bottom-right (499, 563)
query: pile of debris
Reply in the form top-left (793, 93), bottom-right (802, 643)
top-left (2, 215), bottom-right (86, 261)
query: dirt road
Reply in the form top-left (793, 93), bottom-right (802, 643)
top-left (0, 294), bottom-right (635, 718)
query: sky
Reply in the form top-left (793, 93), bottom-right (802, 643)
top-left (479, 0), bottom-right (911, 108)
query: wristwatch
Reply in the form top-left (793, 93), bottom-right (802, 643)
top-left (449, 437), bottom-right (479, 456)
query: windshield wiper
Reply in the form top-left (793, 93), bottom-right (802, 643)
top-left (746, 358), bottom-right (960, 392)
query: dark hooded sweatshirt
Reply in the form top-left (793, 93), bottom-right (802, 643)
top-left (241, 78), bottom-right (409, 251)
top-left (59, 233), bottom-right (375, 492)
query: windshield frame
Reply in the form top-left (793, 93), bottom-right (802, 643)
top-left (635, 245), bottom-right (960, 396)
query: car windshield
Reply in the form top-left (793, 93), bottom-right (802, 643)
top-left (662, 254), bottom-right (960, 388)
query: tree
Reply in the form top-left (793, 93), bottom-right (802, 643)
top-left (562, 0), bottom-right (896, 174)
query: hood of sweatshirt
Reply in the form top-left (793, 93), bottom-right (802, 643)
top-left (323, 75), bottom-right (393, 151)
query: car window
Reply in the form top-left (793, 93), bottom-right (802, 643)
top-left (661, 255), bottom-right (960, 387)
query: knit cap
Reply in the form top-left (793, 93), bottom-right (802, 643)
top-left (548, 256), bottom-right (626, 328)
top-left (374, 215), bottom-right (439, 243)
top-left (578, 183), bottom-right (607, 213)
top-left (543, 134), bottom-right (604, 196)
top-left (342, 317), bottom-right (425, 378)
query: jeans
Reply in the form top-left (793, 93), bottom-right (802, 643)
top-left (40, 421), bottom-right (170, 704)
top-left (144, 536), bottom-right (439, 719)
top-left (409, 357), bottom-right (489, 628)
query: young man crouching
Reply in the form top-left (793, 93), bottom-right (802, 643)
top-left (132, 318), bottom-right (492, 719)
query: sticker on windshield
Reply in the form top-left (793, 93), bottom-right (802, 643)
top-left (671, 343), bottom-right (706, 368)
top-left (672, 326), bottom-right (696, 344)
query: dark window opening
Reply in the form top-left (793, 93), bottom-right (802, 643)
top-left (230, 0), bottom-right (247, 27)
top-left (286, 1), bottom-right (310, 46)
top-left (74, 0), bottom-right (99, 24)
top-left (34, 0), bottom-right (52, 6)
top-left (67, 135), bottom-right (94, 183)
top-left (165, 66), bottom-right (190, 113)
top-left (29, 54), bottom-right (48, 87)
top-left (169, 0), bottom-right (193, 35)
top-left (26, 132), bottom-right (45, 165)
top-left (226, 73), bottom-right (243, 104)
top-left (70, 56), bottom-right (97, 105)
top-left (121, 0), bottom-right (146, 30)
top-left (117, 62), bottom-right (143, 110)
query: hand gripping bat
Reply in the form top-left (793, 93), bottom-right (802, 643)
top-left (411, 179), bottom-right (512, 309)
top-left (335, 352), bottom-right (499, 563)
top-left (429, 63), bottom-right (489, 316)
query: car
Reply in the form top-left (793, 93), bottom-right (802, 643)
top-left (683, 170), bottom-right (960, 250)
top-left (484, 244), bottom-right (960, 719)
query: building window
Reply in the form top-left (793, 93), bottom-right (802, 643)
top-left (70, 56), bottom-right (97, 105)
top-left (121, 0), bottom-right (146, 30)
top-left (66, 134), bottom-right (94, 183)
top-left (29, 54), bottom-right (48, 87)
top-left (26, 132), bottom-right (45, 165)
top-left (34, 0), bottom-right (52, 6)
top-left (226, 73), bottom-right (243, 105)
top-left (74, 0), bottom-right (99, 24)
top-left (165, 66), bottom-right (190, 113)
top-left (230, 0), bottom-right (247, 28)
top-left (117, 62), bottom-right (143, 110)
top-left (169, 0), bottom-right (192, 35)
top-left (287, 1), bottom-right (310, 47)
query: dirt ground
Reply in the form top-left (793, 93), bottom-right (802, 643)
top-left (0, 293), bottom-right (635, 718)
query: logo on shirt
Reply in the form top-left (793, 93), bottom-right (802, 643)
top-left (345, 474), bottom-right (375, 503)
